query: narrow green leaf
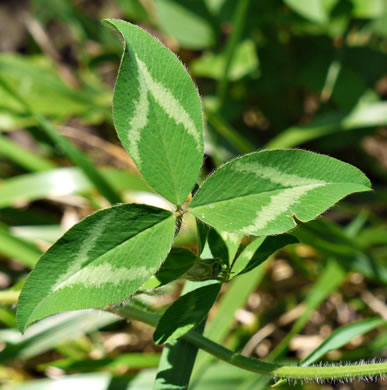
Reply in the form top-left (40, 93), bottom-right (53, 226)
top-left (302, 318), bottom-right (387, 367)
top-left (154, 281), bottom-right (221, 344)
top-left (16, 204), bottom-right (175, 332)
top-left (142, 248), bottom-right (197, 290)
top-left (231, 234), bottom-right (298, 276)
top-left (196, 219), bottom-right (209, 256)
top-left (189, 150), bottom-right (371, 236)
top-left (105, 19), bottom-right (204, 205)
top-left (208, 228), bottom-right (241, 266)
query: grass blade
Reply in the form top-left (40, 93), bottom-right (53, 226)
top-left (0, 135), bottom-right (55, 172)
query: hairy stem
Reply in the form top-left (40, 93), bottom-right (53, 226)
top-left (109, 303), bottom-right (387, 382)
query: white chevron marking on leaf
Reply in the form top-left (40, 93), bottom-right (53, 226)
top-left (244, 184), bottom-right (325, 234)
top-left (232, 161), bottom-right (327, 187)
top-left (128, 67), bottom-right (149, 166)
top-left (53, 264), bottom-right (149, 291)
top-left (54, 212), bottom-right (116, 289)
top-left (135, 56), bottom-right (201, 149)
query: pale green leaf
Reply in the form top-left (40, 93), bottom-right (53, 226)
top-left (284, 0), bottom-right (335, 24)
top-left (106, 19), bottom-right (204, 205)
top-left (189, 150), bottom-right (371, 236)
top-left (154, 0), bottom-right (217, 49)
top-left (154, 281), bottom-right (220, 344)
top-left (352, 0), bottom-right (385, 18)
top-left (17, 204), bottom-right (175, 332)
top-left (0, 54), bottom-right (104, 128)
top-left (191, 40), bottom-right (258, 81)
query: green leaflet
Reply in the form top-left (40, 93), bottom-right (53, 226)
top-left (16, 204), bottom-right (175, 333)
top-left (153, 281), bottom-right (221, 344)
top-left (189, 149), bottom-right (371, 236)
top-left (106, 19), bottom-right (204, 206)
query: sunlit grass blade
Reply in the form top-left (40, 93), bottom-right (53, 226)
top-left (0, 223), bottom-right (42, 267)
top-left (0, 167), bottom-right (151, 209)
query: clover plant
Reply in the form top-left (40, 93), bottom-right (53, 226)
top-left (17, 20), bottom-right (387, 385)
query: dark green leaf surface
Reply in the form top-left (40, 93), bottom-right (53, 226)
top-left (190, 150), bottom-right (371, 236)
top-left (106, 19), bottom-right (204, 205)
top-left (142, 248), bottom-right (197, 290)
top-left (17, 204), bottom-right (175, 332)
top-left (232, 234), bottom-right (298, 276)
top-left (208, 228), bottom-right (241, 266)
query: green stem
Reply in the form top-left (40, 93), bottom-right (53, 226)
top-left (217, 0), bottom-right (250, 108)
top-left (0, 78), bottom-right (123, 206)
top-left (0, 290), bottom-right (20, 305)
top-left (110, 304), bottom-right (387, 382)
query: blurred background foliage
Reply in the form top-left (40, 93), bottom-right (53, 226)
top-left (0, 0), bottom-right (387, 389)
